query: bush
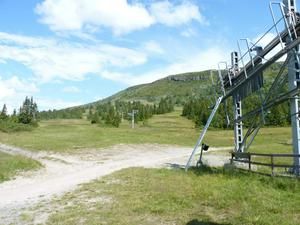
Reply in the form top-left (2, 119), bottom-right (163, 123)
top-left (0, 120), bottom-right (35, 133)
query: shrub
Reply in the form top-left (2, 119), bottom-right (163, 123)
top-left (0, 120), bottom-right (35, 133)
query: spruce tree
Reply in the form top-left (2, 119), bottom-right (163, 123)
top-left (0, 104), bottom-right (8, 120)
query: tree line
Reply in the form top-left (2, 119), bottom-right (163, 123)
top-left (182, 95), bottom-right (290, 128)
top-left (39, 107), bottom-right (85, 120)
top-left (0, 97), bottom-right (38, 132)
top-left (88, 97), bottom-right (175, 127)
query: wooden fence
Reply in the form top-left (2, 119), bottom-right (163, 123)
top-left (231, 152), bottom-right (300, 176)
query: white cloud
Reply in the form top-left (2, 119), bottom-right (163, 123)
top-left (0, 32), bottom-right (147, 83)
top-left (142, 40), bottom-right (164, 54)
top-left (101, 46), bottom-right (228, 85)
top-left (35, 0), bottom-right (154, 35)
top-left (36, 98), bottom-right (83, 110)
top-left (0, 76), bottom-right (39, 113)
top-left (181, 27), bottom-right (197, 37)
top-left (150, 1), bottom-right (207, 27)
top-left (0, 82), bottom-right (14, 101)
top-left (35, 0), bottom-right (206, 35)
top-left (62, 86), bottom-right (81, 93)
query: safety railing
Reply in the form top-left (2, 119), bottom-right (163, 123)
top-left (231, 152), bottom-right (300, 176)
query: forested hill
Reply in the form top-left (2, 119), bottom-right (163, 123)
top-left (38, 70), bottom-right (214, 121)
top-left (38, 63), bottom-right (282, 122)
top-left (87, 62), bottom-right (282, 107)
top-left (88, 70), bottom-right (214, 106)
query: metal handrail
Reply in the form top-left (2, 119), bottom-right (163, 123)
top-left (236, 16), bottom-right (285, 67)
top-left (270, 2), bottom-right (285, 49)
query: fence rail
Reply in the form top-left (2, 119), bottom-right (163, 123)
top-left (231, 152), bottom-right (300, 176)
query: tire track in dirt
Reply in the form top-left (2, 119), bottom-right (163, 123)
top-left (0, 143), bottom-right (231, 224)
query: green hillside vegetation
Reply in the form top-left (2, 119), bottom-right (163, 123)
top-left (88, 71), bottom-right (213, 106)
top-left (87, 97), bottom-right (174, 127)
top-left (38, 63), bottom-right (288, 129)
top-left (34, 69), bottom-right (224, 123)
top-left (38, 107), bottom-right (85, 120)
top-left (38, 70), bottom-right (213, 121)
top-left (90, 64), bottom-right (281, 106)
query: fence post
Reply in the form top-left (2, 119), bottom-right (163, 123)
top-left (271, 154), bottom-right (274, 176)
top-left (248, 153), bottom-right (251, 172)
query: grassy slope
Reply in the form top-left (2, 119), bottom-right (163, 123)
top-left (0, 108), bottom-right (292, 154)
top-left (0, 152), bottom-right (41, 182)
top-left (82, 64), bottom-right (280, 107)
top-left (90, 71), bottom-right (212, 105)
top-left (47, 167), bottom-right (300, 225)
top-left (0, 108), bottom-right (210, 152)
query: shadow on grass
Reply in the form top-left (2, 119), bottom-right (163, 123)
top-left (186, 219), bottom-right (231, 225)
top-left (184, 164), bottom-right (300, 191)
top-left (165, 163), bottom-right (185, 169)
top-left (278, 141), bottom-right (292, 146)
top-left (188, 164), bottom-right (240, 176)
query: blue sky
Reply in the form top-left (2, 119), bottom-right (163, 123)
top-left (0, 0), bottom-right (292, 112)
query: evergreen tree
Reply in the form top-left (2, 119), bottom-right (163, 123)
top-left (10, 109), bottom-right (18, 123)
top-left (91, 113), bottom-right (100, 124)
top-left (0, 104), bottom-right (8, 120)
top-left (112, 112), bottom-right (121, 127)
top-left (19, 96), bottom-right (38, 124)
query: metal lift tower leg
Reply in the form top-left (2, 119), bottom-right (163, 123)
top-left (231, 51), bottom-right (244, 152)
top-left (284, 0), bottom-right (300, 175)
top-left (185, 96), bottom-right (224, 171)
top-left (234, 97), bottom-right (243, 152)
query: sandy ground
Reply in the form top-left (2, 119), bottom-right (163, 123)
top-left (0, 143), bottom-right (232, 224)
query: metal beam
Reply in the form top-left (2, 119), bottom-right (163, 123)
top-left (185, 96), bottom-right (223, 171)
top-left (231, 52), bottom-right (244, 152)
top-left (223, 36), bottom-right (300, 101)
top-left (235, 87), bottom-right (300, 123)
top-left (284, 0), bottom-right (300, 175)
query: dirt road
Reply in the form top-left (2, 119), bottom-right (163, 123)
top-left (0, 143), bottom-right (231, 224)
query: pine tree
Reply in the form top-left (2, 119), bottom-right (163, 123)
top-left (112, 112), bottom-right (121, 127)
top-left (10, 109), bottom-right (18, 123)
top-left (19, 96), bottom-right (38, 124)
top-left (0, 104), bottom-right (8, 120)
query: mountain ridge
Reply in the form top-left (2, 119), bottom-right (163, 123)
top-left (85, 70), bottom-right (213, 107)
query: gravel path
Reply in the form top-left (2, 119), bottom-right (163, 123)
top-left (0, 143), bottom-right (231, 224)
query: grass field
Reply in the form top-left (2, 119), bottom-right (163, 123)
top-left (1, 108), bottom-right (298, 224)
top-left (45, 167), bottom-right (300, 225)
top-left (0, 108), bottom-right (293, 155)
top-left (0, 152), bottom-right (41, 182)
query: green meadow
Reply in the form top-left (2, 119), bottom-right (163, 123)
top-left (0, 108), bottom-right (292, 154)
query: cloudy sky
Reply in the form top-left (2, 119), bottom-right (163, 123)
top-left (0, 0), bottom-right (288, 112)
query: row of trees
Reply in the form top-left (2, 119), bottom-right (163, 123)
top-left (182, 95), bottom-right (291, 128)
top-left (38, 107), bottom-right (85, 120)
top-left (182, 97), bottom-right (228, 128)
top-left (29, 96), bottom-right (175, 128)
top-left (88, 97), bottom-right (175, 127)
top-left (0, 97), bottom-right (38, 125)
top-left (88, 102), bottom-right (121, 127)
top-left (156, 97), bottom-right (174, 114)
top-left (0, 97), bottom-right (39, 132)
